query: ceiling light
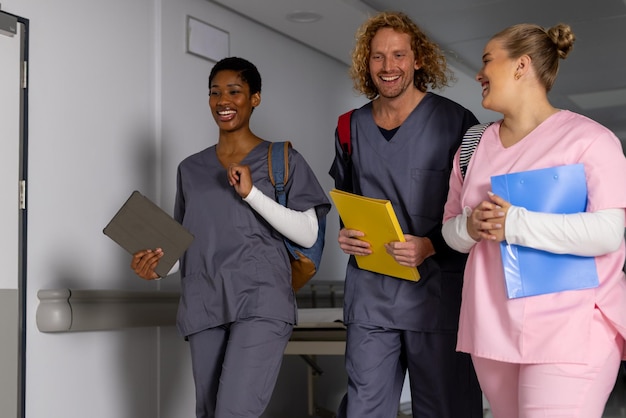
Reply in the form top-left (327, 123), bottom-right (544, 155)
top-left (286, 11), bottom-right (322, 23)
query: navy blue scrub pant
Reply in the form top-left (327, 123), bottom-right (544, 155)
top-left (188, 317), bottom-right (293, 418)
top-left (337, 323), bottom-right (482, 418)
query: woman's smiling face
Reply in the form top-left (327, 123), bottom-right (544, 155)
top-left (209, 69), bottom-right (260, 132)
top-left (476, 39), bottom-right (519, 113)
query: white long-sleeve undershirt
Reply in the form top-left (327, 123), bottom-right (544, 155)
top-left (243, 185), bottom-right (318, 247)
top-left (442, 207), bottom-right (624, 256)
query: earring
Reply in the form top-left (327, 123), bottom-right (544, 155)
top-left (514, 72), bottom-right (521, 80)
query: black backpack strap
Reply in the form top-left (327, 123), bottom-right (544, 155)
top-left (460, 122), bottom-right (493, 179)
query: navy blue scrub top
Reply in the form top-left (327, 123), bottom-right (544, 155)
top-left (330, 93), bottom-right (479, 332)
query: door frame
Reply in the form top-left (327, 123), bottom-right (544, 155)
top-left (0, 9), bottom-right (29, 418)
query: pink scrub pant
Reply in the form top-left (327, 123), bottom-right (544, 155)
top-left (472, 308), bottom-right (624, 418)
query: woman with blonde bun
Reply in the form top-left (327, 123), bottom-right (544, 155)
top-left (443, 23), bottom-right (626, 417)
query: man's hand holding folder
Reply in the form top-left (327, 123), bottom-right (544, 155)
top-left (329, 189), bottom-right (420, 282)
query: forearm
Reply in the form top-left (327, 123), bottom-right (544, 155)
top-left (244, 186), bottom-right (318, 247)
top-left (505, 207), bottom-right (624, 256)
top-left (442, 207), bottom-right (477, 253)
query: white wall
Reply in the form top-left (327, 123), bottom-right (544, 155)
top-left (0, 0), bottom-right (495, 417)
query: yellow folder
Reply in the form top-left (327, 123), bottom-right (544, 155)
top-left (329, 189), bottom-right (420, 282)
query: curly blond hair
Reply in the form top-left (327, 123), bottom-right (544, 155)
top-left (350, 11), bottom-right (451, 99)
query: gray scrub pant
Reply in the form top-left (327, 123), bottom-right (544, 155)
top-left (188, 317), bottom-right (293, 418)
top-left (337, 323), bottom-right (482, 418)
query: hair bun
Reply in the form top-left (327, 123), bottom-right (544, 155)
top-left (547, 23), bottom-right (575, 59)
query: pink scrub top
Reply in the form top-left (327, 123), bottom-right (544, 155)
top-left (443, 110), bottom-right (626, 364)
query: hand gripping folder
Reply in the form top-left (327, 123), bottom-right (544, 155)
top-left (329, 189), bottom-right (420, 282)
top-left (490, 164), bottom-right (599, 298)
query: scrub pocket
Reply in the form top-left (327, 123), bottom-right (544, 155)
top-left (410, 169), bottom-right (449, 220)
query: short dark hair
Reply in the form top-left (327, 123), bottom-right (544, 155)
top-left (208, 57), bottom-right (262, 94)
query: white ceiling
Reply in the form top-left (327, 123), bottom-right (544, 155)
top-left (211, 0), bottom-right (626, 141)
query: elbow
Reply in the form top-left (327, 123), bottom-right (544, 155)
top-left (291, 219), bottom-right (318, 248)
top-left (597, 229), bottom-right (623, 254)
top-left (299, 210), bottom-right (319, 248)
top-left (300, 233), bottom-right (317, 249)
top-left (442, 218), bottom-right (473, 254)
top-left (588, 209), bottom-right (625, 255)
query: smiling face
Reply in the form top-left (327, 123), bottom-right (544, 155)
top-left (208, 69), bottom-right (260, 133)
top-left (369, 27), bottom-right (420, 100)
top-left (476, 39), bottom-right (519, 113)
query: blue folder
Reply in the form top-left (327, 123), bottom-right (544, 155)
top-left (490, 164), bottom-right (599, 298)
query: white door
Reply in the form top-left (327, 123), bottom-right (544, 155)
top-left (0, 10), bottom-right (27, 418)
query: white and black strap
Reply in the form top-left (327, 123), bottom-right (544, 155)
top-left (459, 122), bottom-right (494, 179)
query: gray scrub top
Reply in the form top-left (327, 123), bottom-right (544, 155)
top-left (175, 140), bottom-right (331, 337)
top-left (329, 93), bottom-right (479, 332)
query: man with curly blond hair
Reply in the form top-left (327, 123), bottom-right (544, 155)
top-left (329, 11), bottom-right (483, 418)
